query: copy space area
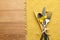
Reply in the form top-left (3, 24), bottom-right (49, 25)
top-left (0, 0), bottom-right (25, 40)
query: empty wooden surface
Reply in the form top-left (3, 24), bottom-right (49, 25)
top-left (0, 0), bottom-right (25, 40)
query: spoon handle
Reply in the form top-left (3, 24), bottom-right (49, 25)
top-left (40, 32), bottom-right (49, 40)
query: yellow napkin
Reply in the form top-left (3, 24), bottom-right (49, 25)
top-left (26, 0), bottom-right (60, 40)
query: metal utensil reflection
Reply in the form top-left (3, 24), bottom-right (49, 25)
top-left (34, 7), bottom-right (52, 40)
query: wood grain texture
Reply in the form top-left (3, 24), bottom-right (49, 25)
top-left (0, 0), bottom-right (25, 40)
top-left (0, 0), bottom-right (25, 10)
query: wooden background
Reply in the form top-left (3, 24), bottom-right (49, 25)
top-left (0, 0), bottom-right (25, 40)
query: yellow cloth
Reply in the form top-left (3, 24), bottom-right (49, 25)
top-left (26, 0), bottom-right (60, 40)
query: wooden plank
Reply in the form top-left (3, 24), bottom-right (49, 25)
top-left (0, 10), bottom-right (25, 40)
top-left (0, 22), bottom-right (25, 40)
top-left (0, 0), bottom-right (25, 40)
top-left (0, 10), bottom-right (25, 22)
top-left (0, 0), bottom-right (25, 10)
